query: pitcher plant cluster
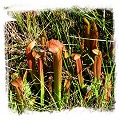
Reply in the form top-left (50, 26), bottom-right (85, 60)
top-left (8, 9), bottom-right (114, 114)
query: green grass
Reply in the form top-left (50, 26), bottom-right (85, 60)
top-left (5, 7), bottom-right (115, 114)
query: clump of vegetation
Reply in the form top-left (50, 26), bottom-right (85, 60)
top-left (5, 8), bottom-right (115, 114)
